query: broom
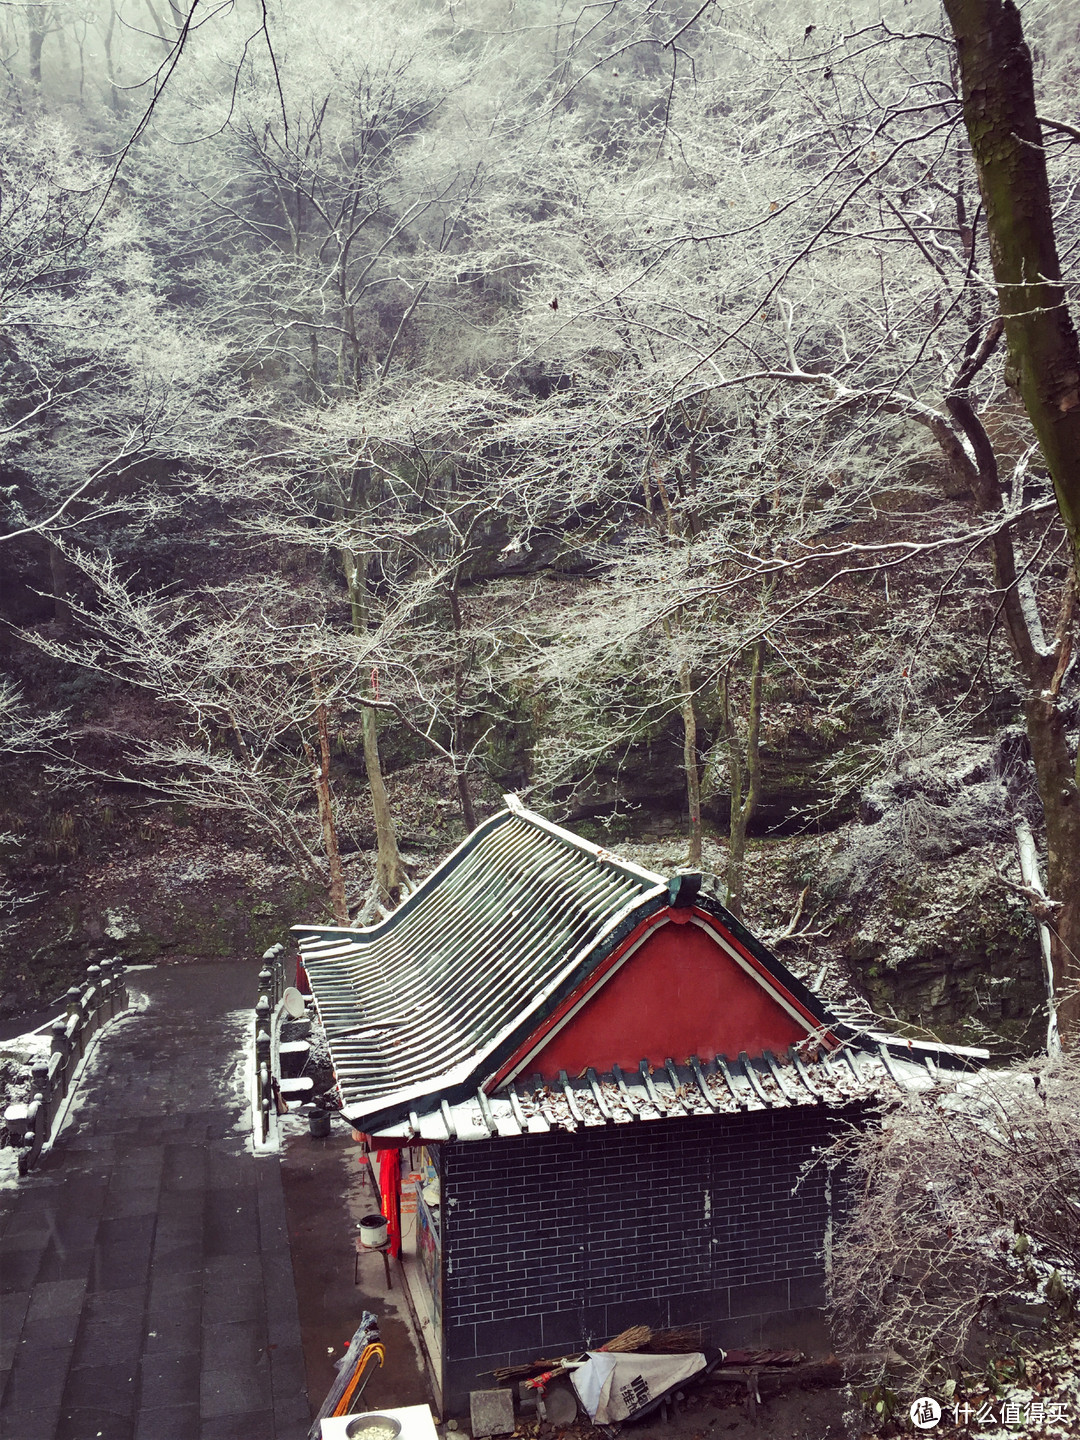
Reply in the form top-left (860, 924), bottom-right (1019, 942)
top-left (599, 1324), bottom-right (652, 1352)
top-left (489, 1325), bottom-right (653, 1382)
top-left (645, 1325), bottom-right (704, 1353)
top-left (489, 1357), bottom-right (575, 1382)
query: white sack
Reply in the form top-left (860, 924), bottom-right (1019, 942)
top-left (570, 1351), bottom-right (707, 1423)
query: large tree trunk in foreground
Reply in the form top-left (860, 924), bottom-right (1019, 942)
top-left (943, 0), bottom-right (1080, 574)
top-left (944, 0), bottom-right (1080, 1045)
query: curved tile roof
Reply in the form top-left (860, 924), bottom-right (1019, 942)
top-left (295, 798), bottom-right (984, 1132)
top-left (294, 799), bottom-right (666, 1122)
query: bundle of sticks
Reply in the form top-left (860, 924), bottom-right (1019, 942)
top-left (489, 1323), bottom-right (703, 1382)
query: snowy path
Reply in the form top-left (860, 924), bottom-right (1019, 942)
top-left (0, 960), bottom-right (309, 1440)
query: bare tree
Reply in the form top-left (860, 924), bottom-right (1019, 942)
top-left (504, 0), bottom-right (1080, 1040)
top-left (0, 116), bottom-right (235, 552)
top-left (16, 548), bottom-right (382, 919)
top-left (940, 0), bottom-right (1080, 1046)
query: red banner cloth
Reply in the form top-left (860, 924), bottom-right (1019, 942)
top-left (378, 1147), bottom-right (402, 1259)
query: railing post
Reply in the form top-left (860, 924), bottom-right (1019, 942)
top-left (63, 985), bottom-right (82, 1064)
top-left (31, 1059), bottom-right (52, 1147)
top-left (98, 958), bottom-right (115, 1020)
top-left (255, 945), bottom-right (286, 1143)
top-left (85, 964), bottom-right (102, 1041)
top-left (50, 1014), bottom-right (69, 1056)
top-left (262, 942), bottom-right (285, 1007)
top-left (50, 1015), bottom-right (70, 1101)
top-left (256, 1023), bottom-right (272, 1143)
top-left (17, 1098), bottom-right (41, 1175)
top-left (113, 958), bottom-right (128, 1012)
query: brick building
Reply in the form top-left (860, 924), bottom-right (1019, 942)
top-left (295, 798), bottom-right (964, 1415)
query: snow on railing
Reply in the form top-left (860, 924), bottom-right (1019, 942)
top-left (3, 958), bottom-right (129, 1175)
top-left (255, 942), bottom-right (287, 1144)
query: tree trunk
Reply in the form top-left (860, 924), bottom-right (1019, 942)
top-left (100, 4), bottom-right (122, 113)
top-left (359, 702), bottom-right (405, 910)
top-left (722, 640), bottom-right (763, 921)
top-left (1013, 815), bottom-right (1059, 1054)
top-left (1024, 693), bottom-right (1080, 1044)
top-left (448, 577), bottom-right (477, 833)
top-left (943, 0), bottom-right (1080, 577)
top-left (679, 663), bottom-right (703, 867)
top-left (305, 693), bottom-right (348, 925)
top-left (143, 0), bottom-right (171, 47)
top-left (48, 541), bottom-right (71, 631)
top-left (341, 536), bottom-right (407, 910)
top-left (28, 5), bottom-right (46, 85)
top-left (943, 0), bottom-right (1080, 1045)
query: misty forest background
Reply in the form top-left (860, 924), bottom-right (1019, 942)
top-left (2, 0), bottom-right (1079, 1056)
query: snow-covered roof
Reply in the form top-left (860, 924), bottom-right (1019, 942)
top-left (294, 798), bottom-right (669, 1127)
top-left (295, 798), bottom-right (980, 1135)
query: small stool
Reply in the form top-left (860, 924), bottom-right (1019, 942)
top-left (354, 1235), bottom-right (393, 1290)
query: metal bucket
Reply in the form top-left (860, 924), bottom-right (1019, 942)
top-left (308, 1109), bottom-right (332, 1138)
top-left (359, 1212), bottom-right (388, 1248)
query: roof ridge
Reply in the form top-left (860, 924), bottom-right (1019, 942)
top-left (294, 805), bottom-right (516, 941)
top-left (503, 793), bottom-right (667, 887)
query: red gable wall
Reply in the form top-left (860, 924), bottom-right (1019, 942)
top-left (525, 914), bottom-right (810, 1079)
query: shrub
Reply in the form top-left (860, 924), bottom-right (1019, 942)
top-left (827, 1054), bottom-right (1080, 1386)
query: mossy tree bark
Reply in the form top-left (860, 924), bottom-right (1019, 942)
top-left (943, 0), bottom-right (1080, 1045)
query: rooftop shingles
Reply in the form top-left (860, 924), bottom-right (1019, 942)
top-left (295, 805), bottom-right (665, 1122)
top-left (363, 1047), bottom-right (933, 1143)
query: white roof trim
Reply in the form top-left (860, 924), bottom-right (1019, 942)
top-left (503, 794), bottom-right (666, 886)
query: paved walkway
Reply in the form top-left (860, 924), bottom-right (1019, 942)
top-left (0, 961), bottom-right (310, 1440)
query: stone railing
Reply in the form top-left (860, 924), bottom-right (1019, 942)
top-left (255, 942), bottom-right (288, 1144)
top-left (4, 957), bottom-right (129, 1176)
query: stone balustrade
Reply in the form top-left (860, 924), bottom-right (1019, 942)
top-left (255, 942), bottom-right (287, 1143)
top-left (4, 957), bottom-right (130, 1176)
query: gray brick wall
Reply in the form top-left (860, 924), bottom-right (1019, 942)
top-left (439, 1108), bottom-right (857, 1412)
